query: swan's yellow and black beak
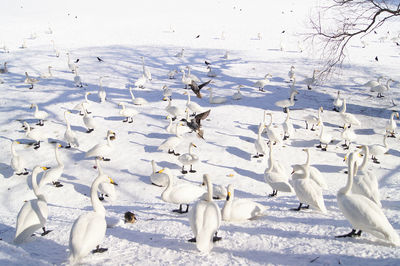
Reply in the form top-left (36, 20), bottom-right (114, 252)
top-left (41, 167), bottom-right (48, 170)
top-left (109, 177), bottom-right (118, 186)
top-left (226, 191), bottom-right (231, 201)
top-left (192, 143), bottom-right (197, 148)
top-left (396, 113), bottom-right (399, 119)
top-left (162, 97), bottom-right (167, 101)
top-left (157, 169), bottom-right (165, 174)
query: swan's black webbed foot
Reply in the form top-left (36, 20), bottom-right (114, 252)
top-left (41, 227), bottom-right (52, 236)
top-left (86, 128), bottom-right (94, 133)
top-left (92, 245), bottom-right (108, 253)
top-left (168, 149), bottom-right (174, 154)
top-left (173, 204), bottom-right (189, 214)
top-left (335, 229), bottom-right (362, 238)
top-left (189, 166), bottom-right (196, 173)
top-left (268, 190), bottom-right (277, 197)
top-left (53, 181), bottom-right (63, 187)
top-left (316, 144), bottom-right (322, 148)
top-left (213, 232), bottom-right (222, 242)
top-left (173, 151), bottom-right (180, 156)
top-left (188, 237), bottom-right (196, 242)
top-left (291, 203), bottom-right (309, 211)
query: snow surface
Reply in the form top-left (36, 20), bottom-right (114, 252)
top-left (1, 0), bottom-right (400, 265)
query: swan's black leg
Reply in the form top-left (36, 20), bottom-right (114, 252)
top-left (41, 227), bottom-right (52, 236)
top-left (253, 153), bottom-right (260, 158)
top-left (173, 150), bottom-right (180, 156)
top-left (181, 165), bottom-right (188, 174)
top-left (185, 204), bottom-right (190, 213)
top-left (168, 149), bottom-right (174, 154)
top-left (268, 190), bottom-right (277, 197)
top-left (173, 204), bottom-right (183, 213)
top-left (213, 231), bottom-right (222, 242)
top-left (188, 237), bottom-right (196, 242)
top-left (92, 245), bottom-right (108, 253)
top-left (52, 181), bottom-right (63, 187)
top-left (335, 229), bottom-right (362, 238)
top-left (122, 118), bottom-right (128, 122)
top-left (305, 122), bottom-right (309, 129)
top-left (292, 203), bottom-right (303, 211)
top-left (316, 143), bottom-right (322, 148)
top-left (86, 128), bottom-right (94, 133)
top-left (259, 154), bottom-right (264, 157)
top-left (189, 165), bottom-right (196, 173)
top-left (34, 142), bottom-right (40, 149)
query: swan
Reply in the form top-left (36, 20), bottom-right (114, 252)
top-left (386, 112), bottom-right (399, 137)
top-left (178, 142), bottom-right (199, 174)
top-left (14, 166), bottom-right (51, 244)
top-left (340, 99), bottom-right (361, 128)
top-left (317, 121), bottom-right (333, 151)
top-left (23, 121), bottom-right (46, 149)
top-left (181, 69), bottom-right (193, 88)
top-left (158, 124), bottom-right (183, 156)
top-left (51, 40), bottom-right (60, 57)
top-left (254, 123), bottom-right (267, 158)
top-left (73, 65), bottom-right (83, 87)
top-left (30, 103), bottom-right (48, 126)
top-left (341, 125), bottom-right (356, 149)
top-left (208, 87), bottom-right (227, 104)
top-left (39, 144), bottom-right (64, 188)
top-left (66, 52), bottom-right (75, 73)
top-left (150, 160), bottom-right (169, 187)
top-left (167, 69), bottom-right (178, 79)
top-left (288, 66), bottom-right (295, 82)
top-left (0, 62), bottom-right (8, 73)
top-left (335, 152), bottom-right (399, 246)
top-left (118, 102), bottom-right (138, 123)
top-left (223, 51), bottom-right (229, 59)
top-left (302, 148), bottom-right (328, 189)
top-left (63, 111), bottom-right (79, 148)
top-left (165, 97), bottom-right (185, 120)
top-left (165, 115), bottom-right (181, 135)
top-left (200, 182), bottom-right (227, 200)
top-left (162, 84), bottom-right (172, 100)
top-left (69, 162), bottom-right (116, 263)
top-left (184, 91), bottom-right (204, 115)
top-left (160, 168), bottom-right (205, 213)
top-left (175, 48), bottom-right (184, 58)
top-left (303, 69), bottom-right (319, 90)
top-left (253, 73), bottom-right (272, 92)
top-left (304, 106), bottom-right (323, 131)
top-left (275, 90), bottom-right (298, 113)
top-left (98, 77), bottom-right (106, 103)
top-left (141, 56), bottom-right (152, 81)
top-left (232, 85), bottom-right (243, 100)
top-left (82, 106), bottom-right (96, 133)
top-left (11, 141), bottom-right (28, 175)
top-left (85, 130), bottom-right (115, 161)
top-left (134, 74), bottom-right (147, 88)
top-left (290, 164), bottom-right (327, 213)
top-left (96, 159), bottom-right (118, 201)
top-left (188, 174), bottom-right (221, 253)
top-left (264, 142), bottom-right (293, 197)
top-left (282, 108), bottom-right (294, 140)
top-left (363, 76), bottom-right (383, 89)
top-left (21, 39), bottom-right (27, 49)
top-left (351, 145), bottom-right (381, 207)
top-left (24, 72), bottom-right (39, 89)
top-left (129, 87), bottom-right (148, 105)
top-left (206, 66), bottom-right (217, 78)
top-left (186, 66), bottom-right (201, 83)
top-left (368, 134), bottom-right (389, 164)
top-left (265, 113), bottom-right (282, 145)
top-left (73, 92), bottom-right (91, 116)
top-left (40, 66), bottom-right (53, 79)
top-left (333, 91), bottom-right (343, 112)
top-left (222, 184), bottom-right (267, 222)
top-left (371, 79), bottom-right (393, 98)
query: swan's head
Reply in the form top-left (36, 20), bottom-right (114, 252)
top-left (107, 130), bottom-right (116, 140)
top-left (30, 104), bottom-right (34, 109)
top-left (157, 168), bottom-right (172, 178)
top-left (191, 143), bottom-right (197, 148)
top-left (226, 184), bottom-right (234, 200)
top-left (162, 85), bottom-right (168, 90)
top-left (291, 164), bottom-right (304, 175)
top-left (396, 112), bottom-right (400, 119)
top-left (109, 176), bottom-right (118, 186)
top-left (264, 73), bottom-right (272, 79)
top-left (290, 66), bottom-right (295, 70)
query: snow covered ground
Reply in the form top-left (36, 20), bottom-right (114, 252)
top-left (1, 0), bottom-right (400, 265)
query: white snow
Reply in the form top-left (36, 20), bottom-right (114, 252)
top-left (1, 0), bottom-right (400, 265)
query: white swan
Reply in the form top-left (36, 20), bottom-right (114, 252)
top-left (141, 56), bottom-right (152, 81)
top-left (303, 69), bottom-right (319, 90)
top-left (14, 166), bottom-right (51, 244)
top-left (64, 111), bottom-right (79, 148)
top-left (288, 66), bottom-right (295, 82)
top-left (150, 160), bottom-right (169, 187)
top-left (200, 182), bottom-right (228, 200)
top-left (264, 142), bottom-right (293, 197)
top-left (118, 102), bottom-right (138, 123)
top-left (96, 159), bottom-right (118, 201)
top-left (69, 161), bottom-right (115, 263)
top-left (275, 90), bottom-right (298, 113)
top-left (134, 74), bottom-right (147, 88)
top-left (341, 125), bottom-right (356, 149)
top-left (363, 76), bottom-right (383, 89)
top-left (181, 69), bottom-right (192, 88)
top-left (223, 51), bottom-right (229, 59)
top-left (158, 124), bottom-right (183, 155)
top-left (254, 123), bottom-right (267, 158)
top-left (368, 134), bottom-right (389, 164)
top-left (165, 115), bottom-right (180, 135)
top-left (40, 66), bottom-right (52, 79)
top-left (186, 66), bottom-right (201, 83)
top-left (39, 144), bottom-right (64, 188)
top-left (73, 92), bottom-right (91, 115)
top-left (98, 77), bottom-right (106, 103)
top-left (178, 142), bottom-right (199, 174)
top-left (30, 103), bottom-right (48, 126)
top-left (385, 112), bottom-right (399, 137)
top-left (351, 145), bottom-right (381, 207)
top-left (73, 65), bottom-right (83, 87)
top-left (208, 87), bottom-right (227, 104)
top-left (66, 52), bottom-right (75, 73)
top-left (340, 99), bottom-right (361, 128)
top-left (24, 72), bottom-right (39, 89)
top-left (290, 164), bottom-right (327, 213)
top-left (189, 174), bottom-right (221, 253)
top-left (302, 148), bottom-right (328, 189)
top-left (23, 121), bottom-right (46, 149)
top-left (82, 106), bottom-right (96, 133)
top-left (206, 66), bottom-right (217, 78)
top-left (160, 168), bottom-right (205, 213)
top-left (265, 113), bottom-right (282, 145)
top-left (85, 130), bottom-right (115, 161)
top-left (336, 152), bottom-right (399, 245)
top-left (333, 91), bottom-right (343, 112)
top-left (162, 84), bottom-right (172, 100)
top-left (165, 97), bottom-right (185, 120)
top-left (167, 69), bottom-right (178, 79)
top-left (371, 79), bottom-right (392, 98)
top-left (129, 87), bottom-right (148, 105)
top-left (11, 141), bottom-right (28, 175)
top-left (0, 62), bottom-right (8, 73)
top-left (175, 48), bottom-right (184, 58)
top-left (317, 121), bottom-right (333, 151)
top-left (232, 85), bottom-right (243, 100)
top-left (282, 108), bottom-right (294, 140)
top-left (222, 184), bottom-right (267, 222)
top-left (253, 73), bottom-right (272, 92)
top-left (184, 91), bottom-right (204, 115)
top-left (304, 106), bottom-right (323, 131)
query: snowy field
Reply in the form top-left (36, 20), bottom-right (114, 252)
top-left (1, 0), bottom-right (400, 265)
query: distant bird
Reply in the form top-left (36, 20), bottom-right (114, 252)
top-left (253, 74), bottom-right (272, 92)
top-left (303, 70), bottom-right (319, 90)
top-left (182, 109), bottom-right (211, 139)
top-left (204, 60), bottom-right (211, 66)
top-left (175, 48), bottom-right (184, 58)
top-left (97, 57), bottom-right (103, 62)
top-left (124, 211), bottom-right (136, 224)
top-left (195, 35), bottom-right (200, 38)
top-left (74, 59), bottom-right (79, 63)
top-left (167, 69), bottom-right (178, 79)
top-left (375, 56), bottom-right (379, 62)
top-left (0, 62), bottom-right (8, 73)
top-left (189, 80), bottom-right (212, 98)
top-left (24, 72), bottom-right (39, 89)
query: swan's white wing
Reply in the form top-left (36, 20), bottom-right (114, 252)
top-left (309, 167), bottom-right (328, 189)
top-left (291, 179), bottom-right (326, 213)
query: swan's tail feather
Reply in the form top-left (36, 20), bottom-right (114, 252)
top-left (196, 229), bottom-right (214, 253)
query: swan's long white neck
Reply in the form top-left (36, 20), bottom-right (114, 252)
top-left (289, 91), bottom-right (296, 103)
top-left (209, 88), bottom-right (214, 100)
top-left (304, 149), bottom-right (311, 167)
top-left (11, 142), bottom-right (18, 157)
top-left (257, 123), bottom-right (264, 138)
top-left (120, 103), bottom-right (126, 111)
top-left (165, 169), bottom-right (174, 189)
top-left (33, 104), bottom-right (39, 113)
top-left (319, 123), bottom-right (325, 138)
top-left (267, 114), bottom-right (273, 127)
top-left (54, 145), bottom-right (63, 167)
top-left (48, 66), bottom-right (52, 76)
top-left (25, 123), bottom-right (31, 135)
top-left (340, 99), bottom-right (347, 114)
top-left (339, 154), bottom-right (356, 195)
top-left (167, 98), bottom-right (172, 108)
top-left (204, 175), bottom-right (213, 202)
top-left (188, 144), bottom-right (193, 155)
top-left (186, 93), bottom-right (191, 104)
top-left (96, 159), bottom-right (104, 175)
top-left (32, 167), bottom-right (45, 201)
top-left (151, 160), bottom-right (156, 174)
top-left (383, 135), bottom-right (388, 148)
top-left (64, 112), bottom-right (71, 130)
top-left (267, 144), bottom-right (274, 173)
top-left (285, 109), bottom-right (290, 123)
top-left (129, 88), bottom-right (135, 100)
top-left (359, 145), bottom-right (369, 171)
top-left (91, 175), bottom-right (106, 215)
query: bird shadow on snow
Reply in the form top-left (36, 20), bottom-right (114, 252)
top-left (0, 163), bottom-right (13, 179)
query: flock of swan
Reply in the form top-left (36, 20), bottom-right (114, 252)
top-left (1, 31), bottom-right (400, 264)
